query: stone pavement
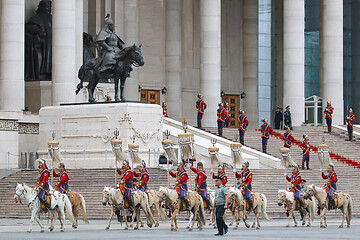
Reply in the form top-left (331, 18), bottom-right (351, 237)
top-left (0, 218), bottom-right (359, 240)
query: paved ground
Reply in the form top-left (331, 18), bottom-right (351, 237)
top-left (0, 218), bottom-right (359, 240)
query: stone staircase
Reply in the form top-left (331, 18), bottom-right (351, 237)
top-left (1, 165), bottom-right (360, 220)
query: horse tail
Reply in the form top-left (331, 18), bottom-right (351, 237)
top-left (310, 196), bottom-right (316, 222)
top-left (261, 194), bottom-right (271, 221)
top-left (76, 65), bottom-right (85, 95)
top-left (158, 200), bottom-right (167, 221)
top-left (64, 194), bottom-right (76, 225)
top-left (198, 196), bottom-right (206, 226)
top-left (144, 193), bottom-right (155, 226)
top-left (79, 194), bottom-right (90, 224)
top-left (348, 194), bottom-right (352, 223)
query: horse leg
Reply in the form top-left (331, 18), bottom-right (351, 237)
top-left (286, 206), bottom-right (292, 227)
top-left (172, 208), bottom-right (179, 231)
top-left (243, 204), bottom-right (250, 228)
top-left (339, 205), bottom-right (346, 228)
top-left (134, 207), bottom-right (140, 230)
top-left (256, 208), bottom-right (261, 229)
top-left (58, 207), bottom-right (65, 232)
top-left (114, 77), bottom-right (120, 101)
top-left (252, 209), bottom-right (257, 228)
top-left (120, 77), bottom-right (126, 101)
top-left (72, 206), bottom-right (79, 228)
top-left (155, 203), bottom-right (160, 227)
top-left (49, 212), bottom-right (54, 232)
top-left (187, 212), bottom-right (193, 229)
top-left (189, 205), bottom-right (198, 231)
top-left (34, 213), bottom-right (44, 233)
top-left (320, 208), bottom-right (327, 228)
top-left (233, 208), bottom-right (238, 230)
top-left (292, 210), bottom-right (297, 227)
top-left (124, 209), bottom-right (129, 230)
top-left (105, 210), bottom-right (114, 230)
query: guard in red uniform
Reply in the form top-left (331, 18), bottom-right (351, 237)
top-left (133, 161), bottom-right (149, 192)
top-left (212, 165), bottom-right (227, 186)
top-left (162, 102), bottom-right (168, 117)
top-left (282, 126), bottom-right (294, 148)
top-left (52, 162), bottom-right (69, 194)
top-left (36, 159), bottom-right (51, 209)
top-left (168, 162), bottom-right (189, 208)
top-left (324, 100), bottom-right (334, 133)
top-left (321, 163), bottom-right (337, 208)
top-left (117, 160), bottom-right (133, 203)
top-left (300, 134), bottom-right (310, 170)
top-left (217, 103), bottom-right (228, 137)
top-left (190, 162), bottom-right (210, 207)
top-left (234, 161), bottom-right (253, 209)
top-left (346, 108), bottom-right (355, 141)
top-left (224, 102), bottom-right (230, 128)
top-left (196, 94), bottom-right (207, 129)
top-left (238, 110), bottom-right (249, 145)
top-left (259, 118), bottom-right (273, 153)
top-left (285, 166), bottom-right (304, 210)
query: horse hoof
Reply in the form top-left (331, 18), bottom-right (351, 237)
top-left (134, 226), bottom-right (139, 230)
top-left (256, 226), bottom-right (260, 230)
top-left (141, 224), bottom-right (144, 228)
top-left (124, 227), bottom-right (128, 230)
top-left (229, 223), bottom-right (233, 226)
top-left (294, 225), bottom-right (297, 227)
top-left (233, 227), bottom-right (238, 230)
top-left (129, 224), bottom-right (133, 228)
top-left (49, 226), bottom-right (54, 232)
top-left (199, 227), bottom-right (203, 231)
top-left (27, 230), bottom-right (31, 233)
top-left (60, 229), bottom-right (65, 232)
top-left (339, 225), bottom-right (343, 228)
top-left (285, 225), bottom-right (290, 228)
top-left (302, 222), bottom-right (305, 226)
top-left (147, 224), bottom-right (152, 228)
top-left (105, 227), bottom-right (109, 230)
top-left (188, 228), bottom-right (193, 231)
top-left (307, 224), bottom-right (311, 227)
top-left (347, 225), bottom-right (350, 228)
top-left (252, 225), bottom-right (255, 228)
top-left (245, 225), bottom-right (250, 229)
top-left (155, 224), bottom-right (159, 227)
top-left (40, 229), bottom-right (44, 233)
top-left (186, 226), bottom-right (189, 229)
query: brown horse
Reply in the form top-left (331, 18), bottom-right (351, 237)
top-left (49, 189), bottom-right (89, 231)
top-left (303, 184), bottom-right (352, 228)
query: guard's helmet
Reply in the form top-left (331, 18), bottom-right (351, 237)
top-left (58, 162), bottom-right (65, 168)
top-left (303, 134), bottom-right (308, 139)
top-left (218, 165), bottom-right (224, 170)
top-left (292, 166), bottom-right (299, 171)
top-left (242, 161), bottom-right (249, 168)
top-left (197, 162), bottom-right (203, 167)
top-left (328, 163), bottom-right (334, 170)
top-left (123, 160), bottom-right (129, 165)
top-left (178, 162), bottom-right (185, 168)
top-left (141, 161), bottom-right (146, 168)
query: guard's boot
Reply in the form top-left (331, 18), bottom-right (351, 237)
top-left (184, 198), bottom-right (191, 210)
top-left (262, 145), bottom-right (267, 154)
top-left (45, 196), bottom-right (51, 210)
top-left (218, 129), bottom-right (221, 136)
top-left (302, 160), bottom-right (305, 170)
top-left (328, 125), bottom-right (331, 133)
top-left (240, 137), bottom-right (245, 145)
top-left (197, 121), bottom-right (201, 129)
top-left (306, 161), bottom-right (310, 170)
top-left (350, 133), bottom-right (353, 141)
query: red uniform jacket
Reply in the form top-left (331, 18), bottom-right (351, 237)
top-left (191, 167), bottom-right (207, 188)
top-left (235, 170), bottom-right (252, 188)
top-left (301, 140), bottom-right (310, 155)
top-left (217, 107), bottom-right (228, 122)
top-left (117, 168), bottom-right (133, 183)
top-left (346, 113), bottom-right (355, 126)
top-left (212, 172), bottom-right (227, 185)
top-left (133, 171), bottom-right (149, 185)
top-left (196, 99), bottom-right (207, 113)
top-left (37, 168), bottom-right (49, 188)
top-left (324, 106), bottom-right (334, 119)
top-left (322, 172), bottom-right (337, 184)
top-left (52, 170), bottom-right (69, 188)
top-left (169, 170), bottom-right (188, 185)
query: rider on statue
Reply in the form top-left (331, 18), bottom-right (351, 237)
top-left (321, 163), bottom-right (337, 208)
top-left (234, 161), bottom-right (253, 210)
top-left (96, 14), bottom-right (125, 75)
top-left (169, 162), bottom-right (190, 209)
top-left (52, 162), bottom-right (69, 194)
top-left (36, 159), bottom-right (51, 209)
top-left (117, 160), bottom-right (133, 207)
top-left (133, 161), bottom-right (149, 192)
top-left (190, 162), bottom-right (210, 208)
top-left (212, 165), bottom-right (227, 186)
top-left (285, 166), bottom-right (305, 211)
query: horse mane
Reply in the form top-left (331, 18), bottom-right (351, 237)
top-left (278, 189), bottom-right (294, 203)
top-left (22, 184), bottom-right (33, 193)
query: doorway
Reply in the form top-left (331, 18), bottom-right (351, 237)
top-left (222, 95), bottom-right (239, 128)
top-left (140, 90), bottom-right (160, 104)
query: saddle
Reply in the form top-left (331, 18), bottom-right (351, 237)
top-left (245, 194), bottom-right (254, 211)
top-left (328, 194), bottom-right (338, 210)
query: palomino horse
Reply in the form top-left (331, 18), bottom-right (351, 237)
top-left (158, 186), bottom-right (205, 231)
top-left (49, 186), bottom-right (89, 230)
top-left (13, 183), bottom-right (76, 233)
top-left (228, 187), bottom-right (270, 230)
top-left (102, 187), bottom-right (154, 230)
top-left (303, 184), bottom-right (352, 228)
top-left (278, 190), bottom-right (315, 227)
top-left (187, 188), bottom-right (216, 229)
top-left (130, 189), bottom-right (166, 228)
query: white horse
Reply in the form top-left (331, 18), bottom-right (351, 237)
top-left (13, 183), bottom-right (76, 233)
top-left (158, 186), bottom-right (205, 231)
top-left (228, 187), bottom-right (270, 229)
top-left (303, 184), bottom-right (352, 228)
top-left (278, 189), bottom-right (315, 227)
top-left (187, 188), bottom-right (215, 229)
top-left (102, 187), bottom-right (155, 230)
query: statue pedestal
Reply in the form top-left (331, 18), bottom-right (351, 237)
top-left (39, 102), bottom-right (163, 168)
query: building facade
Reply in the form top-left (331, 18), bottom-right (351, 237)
top-left (0, 0), bottom-right (359, 139)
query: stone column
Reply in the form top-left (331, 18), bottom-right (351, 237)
top-left (283, 0), bottom-right (305, 126)
top-left (52, 0), bottom-right (76, 105)
top-left (165, 0), bottom-right (182, 120)
top-left (243, 0), bottom-right (258, 127)
top-left (200, 0), bottom-right (221, 127)
top-left (320, 0), bottom-right (343, 125)
top-left (75, 0), bottom-right (83, 103)
top-left (123, 0), bottom-right (139, 101)
top-left (0, 0), bottom-right (25, 111)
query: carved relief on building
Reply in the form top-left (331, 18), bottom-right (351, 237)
top-left (0, 119), bottom-right (19, 131)
top-left (19, 123), bottom-right (40, 134)
top-left (0, 119), bottom-right (39, 134)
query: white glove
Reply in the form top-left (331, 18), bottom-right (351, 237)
top-left (233, 169), bottom-right (237, 173)
top-left (284, 173), bottom-right (287, 177)
top-left (210, 169), bottom-right (214, 173)
top-left (320, 169), bottom-right (323, 172)
top-left (166, 168), bottom-right (170, 172)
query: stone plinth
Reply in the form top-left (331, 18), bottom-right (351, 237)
top-left (39, 102), bottom-right (163, 168)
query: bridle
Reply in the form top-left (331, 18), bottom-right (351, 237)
top-left (14, 188), bottom-right (25, 204)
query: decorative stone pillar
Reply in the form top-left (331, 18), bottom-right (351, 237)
top-left (52, 0), bottom-right (76, 105)
top-left (165, 0), bottom-right (182, 120)
top-left (200, 0), bottom-right (221, 127)
top-left (283, 0), bottom-right (305, 126)
top-left (123, 0), bottom-right (139, 101)
top-left (75, 0), bottom-right (83, 103)
top-left (320, 0), bottom-right (343, 125)
top-left (242, 0), bottom-right (258, 127)
top-left (0, 0), bottom-right (25, 111)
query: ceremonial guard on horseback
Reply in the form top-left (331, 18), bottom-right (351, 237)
top-left (168, 162), bottom-right (190, 210)
top-left (212, 165), bottom-right (227, 186)
top-left (36, 159), bottom-right (51, 210)
top-left (285, 166), bottom-right (305, 212)
top-left (133, 161), bottom-right (149, 192)
top-left (321, 163), bottom-right (338, 209)
top-left (117, 160), bottom-right (133, 208)
top-left (234, 161), bottom-right (253, 210)
top-left (190, 162), bottom-right (210, 208)
top-left (52, 162), bottom-right (69, 194)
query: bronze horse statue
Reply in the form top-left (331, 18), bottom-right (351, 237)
top-left (76, 44), bottom-right (144, 102)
